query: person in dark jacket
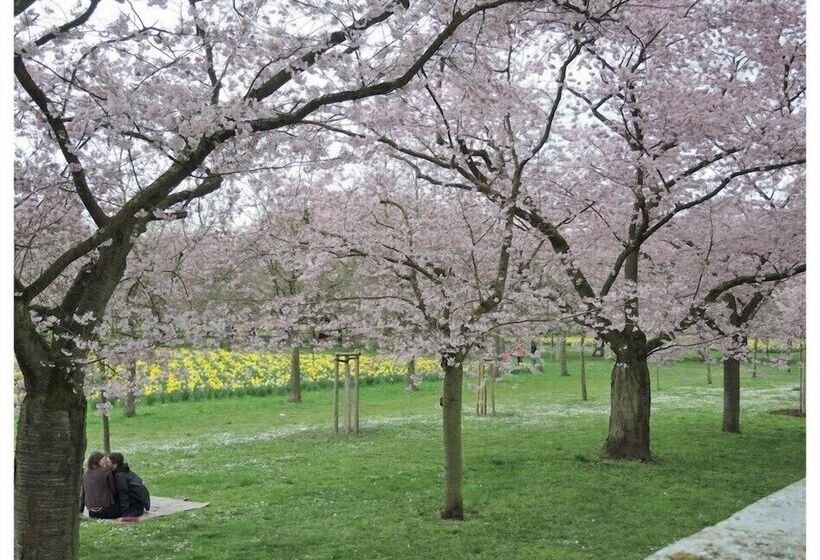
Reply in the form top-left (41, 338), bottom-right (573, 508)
top-left (108, 452), bottom-right (151, 518)
top-left (80, 451), bottom-right (120, 519)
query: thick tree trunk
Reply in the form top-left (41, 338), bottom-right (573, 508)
top-left (559, 336), bottom-right (569, 376)
top-left (405, 357), bottom-right (418, 391)
top-left (15, 389), bottom-right (87, 560)
top-left (288, 345), bottom-right (302, 403)
top-left (722, 356), bottom-right (741, 433)
top-left (441, 358), bottom-right (464, 520)
top-left (580, 336), bottom-right (588, 401)
top-left (123, 360), bottom-right (137, 417)
top-left (601, 337), bottom-right (652, 461)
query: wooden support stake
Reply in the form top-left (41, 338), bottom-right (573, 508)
top-left (580, 335), bottom-right (588, 401)
top-left (344, 359), bottom-right (352, 433)
top-left (482, 363), bottom-right (487, 415)
top-left (333, 359), bottom-right (340, 434)
top-left (475, 363), bottom-right (481, 415)
top-left (354, 356), bottom-right (360, 434)
top-left (490, 361), bottom-right (496, 415)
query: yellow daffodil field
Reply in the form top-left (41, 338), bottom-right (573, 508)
top-left (132, 348), bottom-right (440, 401)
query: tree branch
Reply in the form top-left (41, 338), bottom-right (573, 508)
top-left (647, 263), bottom-right (806, 352)
top-left (15, 55), bottom-right (109, 227)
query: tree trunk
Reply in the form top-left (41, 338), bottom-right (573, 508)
top-left (602, 227), bottom-right (652, 461)
top-left (601, 337), bottom-right (652, 461)
top-left (700, 348), bottom-right (713, 385)
top-left (405, 357), bottom-right (418, 391)
top-left (799, 348), bottom-right (806, 415)
top-left (288, 345), bottom-right (302, 403)
top-left (15, 386), bottom-right (86, 560)
top-left (101, 391), bottom-right (111, 453)
top-left (559, 336), bottom-right (569, 376)
top-left (722, 356), bottom-right (741, 433)
top-left (752, 338), bottom-right (758, 378)
top-left (441, 358), bottom-right (464, 520)
top-left (580, 336), bottom-right (588, 401)
top-left (123, 360), bottom-right (137, 417)
top-left (786, 339), bottom-right (792, 374)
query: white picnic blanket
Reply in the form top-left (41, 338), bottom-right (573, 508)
top-left (83, 496), bottom-right (209, 521)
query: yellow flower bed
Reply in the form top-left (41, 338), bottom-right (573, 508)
top-left (136, 349), bottom-right (440, 396)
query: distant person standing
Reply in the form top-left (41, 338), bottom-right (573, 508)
top-left (108, 452), bottom-right (151, 518)
top-left (81, 452), bottom-right (120, 519)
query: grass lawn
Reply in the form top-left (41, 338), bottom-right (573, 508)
top-left (79, 351), bottom-right (805, 560)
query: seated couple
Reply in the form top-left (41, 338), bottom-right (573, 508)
top-left (81, 451), bottom-right (151, 520)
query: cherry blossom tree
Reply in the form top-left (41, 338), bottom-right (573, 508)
top-left (14, 0), bottom-right (533, 556)
top-left (301, 155), bottom-right (555, 519)
top-left (325, 0), bottom-right (805, 461)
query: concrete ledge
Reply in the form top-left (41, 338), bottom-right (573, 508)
top-left (645, 479), bottom-right (805, 560)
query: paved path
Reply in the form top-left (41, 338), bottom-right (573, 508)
top-left (645, 479), bottom-right (805, 560)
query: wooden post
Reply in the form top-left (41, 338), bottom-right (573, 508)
top-left (482, 363), bottom-right (487, 415)
top-left (354, 355), bottom-right (360, 434)
top-left (492, 336), bottom-right (501, 415)
top-left (333, 358), bottom-right (340, 434)
top-left (580, 335), bottom-right (588, 401)
top-left (490, 361), bottom-right (496, 415)
top-left (344, 359), bottom-right (352, 433)
top-left (475, 363), bottom-right (481, 415)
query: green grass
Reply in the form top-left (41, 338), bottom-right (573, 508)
top-left (79, 352), bottom-right (805, 560)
